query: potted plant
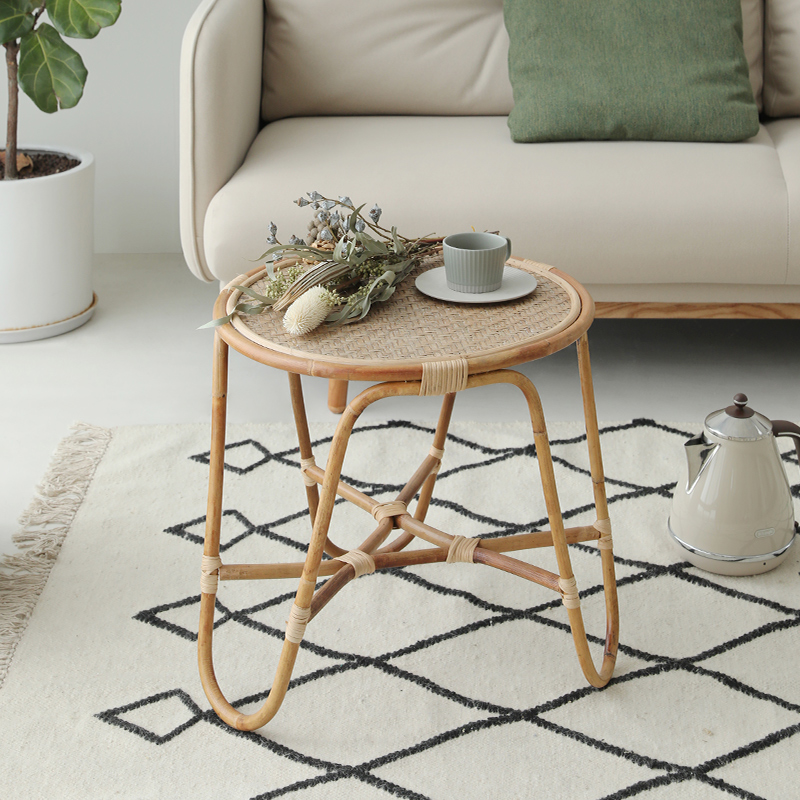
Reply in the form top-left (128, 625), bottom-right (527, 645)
top-left (0, 0), bottom-right (121, 343)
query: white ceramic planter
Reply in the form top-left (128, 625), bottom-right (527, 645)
top-left (0, 146), bottom-right (95, 343)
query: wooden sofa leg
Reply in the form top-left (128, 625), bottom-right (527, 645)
top-left (327, 379), bottom-right (349, 414)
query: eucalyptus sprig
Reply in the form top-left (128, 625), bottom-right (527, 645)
top-left (202, 192), bottom-right (440, 334)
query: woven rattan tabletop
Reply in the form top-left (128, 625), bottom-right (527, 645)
top-left (214, 255), bottom-right (594, 382)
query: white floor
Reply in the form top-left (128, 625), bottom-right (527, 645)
top-left (3, 253), bottom-right (800, 558)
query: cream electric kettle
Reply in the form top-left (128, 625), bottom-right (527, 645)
top-left (668, 394), bottom-right (800, 576)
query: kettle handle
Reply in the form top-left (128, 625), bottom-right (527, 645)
top-left (772, 420), bottom-right (800, 466)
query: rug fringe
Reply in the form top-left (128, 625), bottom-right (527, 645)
top-left (0, 422), bottom-right (112, 689)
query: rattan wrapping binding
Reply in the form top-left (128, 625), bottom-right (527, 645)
top-left (201, 555), bottom-right (222, 594)
top-left (593, 518), bottom-right (612, 535)
top-left (446, 535), bottom-right (480, 564)
top-left (285, 603), bottom-right (312, 644)
top-left (335, 549), bottom-right (376, 578)
top-left (419, 358), bottom-right (469, 396)
top-left (371, 501), bottom-right (407, 522)
top-left (559, 576), bottom-right (581, 609)
top-left (429, 445), bottom-right (445, 474)
top-left (593, 518), bottom-right (613, 550)
top-left (300, 456), bottom-right (317, 486)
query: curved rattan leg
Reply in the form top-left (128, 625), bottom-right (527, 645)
top-left (197, 335), bottom-right (307, 730)
top-left (288, 372), bottom-right (320, 525)
top-left (468, 368), bottom-right (618, 688)
top-left (414, 392), bottom-right (456, 521)
top-left (308, 380), bottom-right (440, 613)
top-left (200, 377), bottom-right (423, 730)
top-left (287, 372), bottom-right (347, 557)
top-left (378, 391), bottom-right (457, 555)
top-left (576, 334), bottom-right (619, 682)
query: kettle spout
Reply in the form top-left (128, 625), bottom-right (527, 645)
top-left (684, 435), bottom-right (719, 491)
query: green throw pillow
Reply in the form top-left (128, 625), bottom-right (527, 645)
top-left (504, 0), bottom-right (760, 143)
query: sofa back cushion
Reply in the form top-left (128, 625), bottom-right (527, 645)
top-left (743, 0), bottom-right (764, 110)
top-left (763, 0), bottom-right (800, 116)
top-left (261, 0), bottom-right (513, 121)
top-left (261, 0), bottom-right (763, 121)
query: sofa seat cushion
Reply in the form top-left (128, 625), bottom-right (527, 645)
top-left (204, 116), bottom-right (788, 287)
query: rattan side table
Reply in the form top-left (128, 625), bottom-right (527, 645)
top-left (199, 254), bottom-right (620, 731)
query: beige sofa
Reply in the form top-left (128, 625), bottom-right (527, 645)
top-left (180, 0), bottom-right (800, 316)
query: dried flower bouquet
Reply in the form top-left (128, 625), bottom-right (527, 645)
top-left (203, 193), bottom-right (440, 335)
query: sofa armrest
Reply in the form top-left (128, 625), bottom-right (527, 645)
top-left (180, 0), bottom-right (264, 281)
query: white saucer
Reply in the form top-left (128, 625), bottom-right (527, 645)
top-left (415, 266), bottom-right (537, 304)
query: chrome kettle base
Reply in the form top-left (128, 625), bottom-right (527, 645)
top-left (667, 517), bottom-right (796, 577)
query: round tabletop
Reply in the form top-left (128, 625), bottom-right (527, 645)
top-left (212, 254), bottom-right (594, 383)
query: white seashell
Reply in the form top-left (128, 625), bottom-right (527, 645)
top-left (283, 286), bottom-right (331, 335)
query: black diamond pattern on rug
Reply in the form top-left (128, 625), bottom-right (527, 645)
top-left (97, 419), bottom-right (800, 800)
top-left (97, 689), bottom-right (204, 745)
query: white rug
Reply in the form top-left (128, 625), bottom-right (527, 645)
top-left (1, 419), bottom-right (799, 800)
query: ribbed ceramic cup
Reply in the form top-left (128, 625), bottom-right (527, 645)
top-left (442, 232), bottom-right (512, 293)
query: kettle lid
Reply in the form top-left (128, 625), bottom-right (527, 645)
top-left (705, 394), bottom-right (773, 441)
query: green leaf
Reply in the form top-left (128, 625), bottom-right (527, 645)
top-left (18, 23), bottom-right (87, 112)
top-left (376, 284), bottom-right (395, 303)
top-left (333, 236), bottom-right (347, 262)
top-left (48, 0), bottom-right (121, 40)
top-left (391, 226), bottom-right (404, 255)
top-left (252, 245), bottom-right (326, 263)
top-left (252, 243), bottom-right (286, 261)
top-left (235, 285), bottom-right (274, 305)
top-left (324, 305), bottom-right (353, 325)
top-left (236, 304), bottom-right (265, 315)
top-left (363, 271), bottom-right (394, 310)
top-left (197, 299), bottom-right (266, 329)
top-left (347, 204), bottom-right (365, 233)
top-left (385, 258), bottom-right (413, 275)
top-left (359, 233), bottom-right (389, 255)
top-left (198, 313), bottom-right (235, 329)
top-left (351, 250), bottom-right (372, 267)
top-left (0, 0), bottom-right (35, 44)
top-left (356, 299), bottom-right (374, 321)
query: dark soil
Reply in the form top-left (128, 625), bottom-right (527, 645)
top-left (0, 151), bottom-right (81, 179)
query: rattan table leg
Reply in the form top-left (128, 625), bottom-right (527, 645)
top-left (327, 378), bottom-right (349, 414)
top-left (310, 381), bottom-right (448, 616)
top-left (197, 338), bottom-right (319, 730)
top-left (198, 334), bottom-right (301, 730)
top-left (577, 333), bottom-right (620, 683)
top-left (288, 372), bottom-right (320, 525)
top-left (414, 392), bottom-right (456, 522)
top-left (469, 367), bottom-right (619, 688)
top-left (288, 372), bottom-right (346, 558)
top-left (199, 378), bottom-right (427, 730)
top-left (379, 391), bottom-right (457, 554)
top-left (201, 332), bottom-right (228, 565)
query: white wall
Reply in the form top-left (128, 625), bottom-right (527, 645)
top-left (0, 0), bottom-right (202, 254)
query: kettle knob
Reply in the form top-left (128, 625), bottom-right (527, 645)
top-left (726, 393), bottom-right (754, 419)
